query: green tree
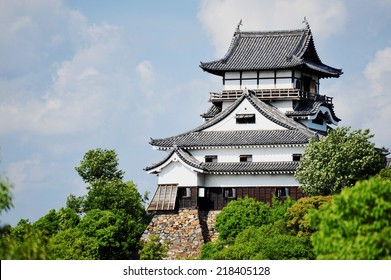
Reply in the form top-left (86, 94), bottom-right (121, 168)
top-left (0, 172), bottom-right (13, 216)
top-left (377, 167), bottom-right (391, 180)
top-left (215, 197), bottom-right (272, 243)
top-left (1, 219), bottom-right (49, 260)
top-left (310, 177), bottom-right (391, 259)
top-left (75, 148), bottom-right (124, 184)
top-left (285, 196), bottom-right (332, 237)
top-left (139, 235), bottom-right (168, 260)
top-left (47, 148), bottom-right (149, 260)
top-left (205, 223), bottom-right (314, 260)
top-left (295, 127), bottom-right (384, 196)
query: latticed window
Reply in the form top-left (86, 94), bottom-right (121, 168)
top-left (205, 155), bottom-right (218, 163)
top-left (236, 114), bottom-right (255, 124)
top-left (240, 154), bottom-right (252, 162)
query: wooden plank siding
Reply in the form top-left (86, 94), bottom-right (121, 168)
top-left (147, 184), bottom-right (178, 211)
top-left (177, 187), bottom-right (198, 209)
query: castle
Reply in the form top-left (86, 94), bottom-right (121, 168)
top-left (142, 20), bottom-right (342, 259)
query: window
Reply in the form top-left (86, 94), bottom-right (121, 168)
top-left (275, 187), bottom-right (290, 197)
top-left (240, 155), bottom-right (252, 162)
top-left (179, 187), bottom-right (191, 198)
top-left (198, 188), bottom-right (205, 198)
top-left (236, 114), bottom-right (255, 124)
top-left (205, 155), bottom-right (218, 163)
top-left (292, 154), bottom-right (302, 161)
top-left (224, 188), bottom-right (236, 198)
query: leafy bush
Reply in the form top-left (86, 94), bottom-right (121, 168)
top-left (295, 127), bottom-right (384, 196)
top-left (215, 197), bottom-right (272, 243)
top-left (139, 235), bottom-right (168, 260)
top-left (310, 177), bottom-right (391, 259)
top-left (208, 223), bottom-right (314, 260)
top-left (285, 196), bottom-right (332, 237)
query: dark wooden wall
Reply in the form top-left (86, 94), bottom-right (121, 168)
top-left (175, 186), bottom-right (304, 211)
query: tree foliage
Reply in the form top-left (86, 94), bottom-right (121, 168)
top-left (1, 148), bottom-right (150, 260)
top-left (310, 177), bottom-right (391, 259)
top-left (139, 234), bottom-right (168, 260)
top-left (295, 127), bottom-right (384, 196)
top-left (285, 196), bottom-right (332, 237)
top-left (203, 223), bottom-right (314, 260)
top-left (0, 172), bottom-right (13, 216)
top-left (377, 167), bottom-right (391, 181)
top-left (215, 197), bottom-right (272, 243)
top-left (75, 148), bottom-right (124, 184)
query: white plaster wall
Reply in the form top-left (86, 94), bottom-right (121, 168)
top-left (204, 174), bottom-right (299, 187)
top-left (191, 146), bottom-right (304, 163)
top-left (204, 98), bottom-right (286, 131)
top-left (270, 100), bottom-right (293, 113)
top-left (157, 161), bottom-right (198, 186)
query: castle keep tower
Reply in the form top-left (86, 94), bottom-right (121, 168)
top-left (142, 21), bottom-right (342, 258)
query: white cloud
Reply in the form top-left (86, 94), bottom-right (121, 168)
top-left (364, 47), bottom-right (391, 98)
top-left (333, 46), bottom-right (391, 148)
top-left (198, 0), bottom-right (347, 56)
top-left (0, 0), bottom-right (131, 136)
top-left (136, 60), bottom-right (156, 98)
top-left (6, 156), bottom-right (46, 192)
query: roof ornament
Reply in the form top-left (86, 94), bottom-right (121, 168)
top-left (302, 16), bottom-right (310, 30)
top-left (235, 19), bottom-right (243, 33)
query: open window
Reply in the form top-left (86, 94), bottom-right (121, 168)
top-left (240, 154), bottom-right (253, 162)
top-left (275, 187), bottom-right (290, 198)
top-left (292, 154), bottom-right (302, 161)
top-left (179, 187), bottom-right (191, 198)
top-left (224, 188), bottom-right (236, 199)
top-left (205, 155), bottom-right (218, 163)
top-left (236, 114), bottom-right (255, 124)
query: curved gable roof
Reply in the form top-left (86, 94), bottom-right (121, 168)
top-left (150, 90), bottom-right (317, 149)
top-left (200, 24), bottom-right (342, 78)
top-left (145, 147), bottom-right (300, 175)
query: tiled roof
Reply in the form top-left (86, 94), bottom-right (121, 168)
top-left (150, 129), bottom-right (310, 149)
top-left (201, 104), bottom-right (222, 119)
top-left (150, 90), bottom-right (317, 149)
top-left (144, 147), bottom-right (204, 172)
top-left (204, 161), bottom-right (299, 174)
top-left (200, 26), bottom-right (342, 78)
top-left (286, 101), bottom-right (341, 122)
top-left (145, 147), bottom-right (299, 175)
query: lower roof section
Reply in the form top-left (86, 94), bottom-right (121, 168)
top-left (147, 184), bottom-right (178, 211)
top-left (145, 147), bottom-right (300, 175)
top-left (204, 161), bottom-right (299, 174)
top-left (151, 129), bottom-right (311, 150)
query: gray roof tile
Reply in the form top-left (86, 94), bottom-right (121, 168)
top-left (150, 129), bottom-right (310, 149)
top-left (286, 101), bottom-right (341, 122)
top-left (200, 27), bottom-right (342, 78)
top-left (145, 147), bottom-right (299, 174)
top-left (204, 161), bottom-right (299, 174)
top-left (150, 91), bottom-right (317, 149)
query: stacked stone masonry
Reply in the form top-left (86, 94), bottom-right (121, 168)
top-left (141, 209), bottom-right (220, 259)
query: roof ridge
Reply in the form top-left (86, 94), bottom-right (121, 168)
top-left (150, 90), bottom-right (317, 147)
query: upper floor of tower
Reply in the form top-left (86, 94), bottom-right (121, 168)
top-left (200, 20), bottom-right (342, 104)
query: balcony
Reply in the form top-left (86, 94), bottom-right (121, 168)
top-left (209, 88), bottom-right (333, 104)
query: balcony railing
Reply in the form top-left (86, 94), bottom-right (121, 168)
top-left (209, 88), bottom-right (333, 104)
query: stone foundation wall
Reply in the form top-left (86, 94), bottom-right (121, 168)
top-left (141, 209), bottom-right (220, 259)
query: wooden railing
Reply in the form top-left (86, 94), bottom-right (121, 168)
top-left (209, 88), bottom-right (333, 104)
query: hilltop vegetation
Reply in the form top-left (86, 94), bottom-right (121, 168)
top-left (0, 148), bottom-right (151, 260)
top-left (1, 127), bottom-right (390, 259)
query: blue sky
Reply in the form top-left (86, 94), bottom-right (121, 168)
top-left (1, 0), bottom-right (391, 226)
